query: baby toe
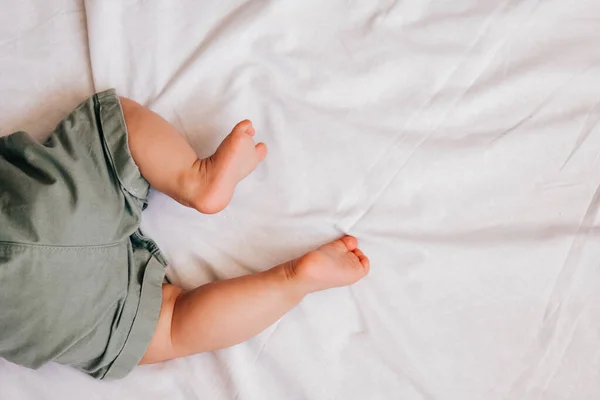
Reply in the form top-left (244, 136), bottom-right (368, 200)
top-left (340, 235), bottom-right (358, 251)
top-left (352, 249), bottom-right (370, 272)
top-left (232, 119), bottom-right (255, 136)
top-left (255, 142), bottom-right (268, 160)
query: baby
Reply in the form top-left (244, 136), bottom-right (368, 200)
top-left (0, 90), bottom-right (369, 379)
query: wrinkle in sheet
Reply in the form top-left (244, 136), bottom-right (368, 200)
top-left (243, 352), bottom-right (308, 400)
top-left (355, 304), bottom-right (436, 400)
top-left (543, 183), bottom-right (600, 326)
top-left (336, 0), bottom-right (520, 232)
top-left (0, 7), bottom-right (81, 47)
top-left (147, 0), bottom-right (271, 108)
top-left (539, 309), bottom-right (585, 400)
top-left (363, 0), bottom-right (400, 33)
top-left (490, 81), bottom-right (573, 145)
top-left (347, 286), bottom-right (369, 336)
top-left (367, 223), bottom-right (600, 246)
top-left (561, 94), bottom-right (600, 170)
top-left (509, 182), bottom-right (600, 397)
top-left (230, 320), bottom-right (283, 400)
top-left (489, 62), bottom-right (600, 147)
top-left (449, 0), bottom-right (536, 105)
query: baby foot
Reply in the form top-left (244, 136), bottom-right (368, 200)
top-left (286, 236), bottom-right (370, 294)
top-left (187, 120), bottom-right (267, 214)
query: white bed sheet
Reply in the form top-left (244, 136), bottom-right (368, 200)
top-left (2, 1), bottom-right (600, 399)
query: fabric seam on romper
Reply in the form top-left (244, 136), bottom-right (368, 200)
top-left (93, 92), bottom-right (148, 201)
top-left (0, 240), bottom-right (125, 250)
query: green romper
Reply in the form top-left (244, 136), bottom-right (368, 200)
top-left (0, 89), bottom-right (166, 379)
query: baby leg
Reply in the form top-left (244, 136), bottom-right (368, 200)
top-left (140, 236), bottom-right (370, 364)
top-left (120, 97), bottom-right (267, 214)
top-left (120, 98), bottom-right (370, 364)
